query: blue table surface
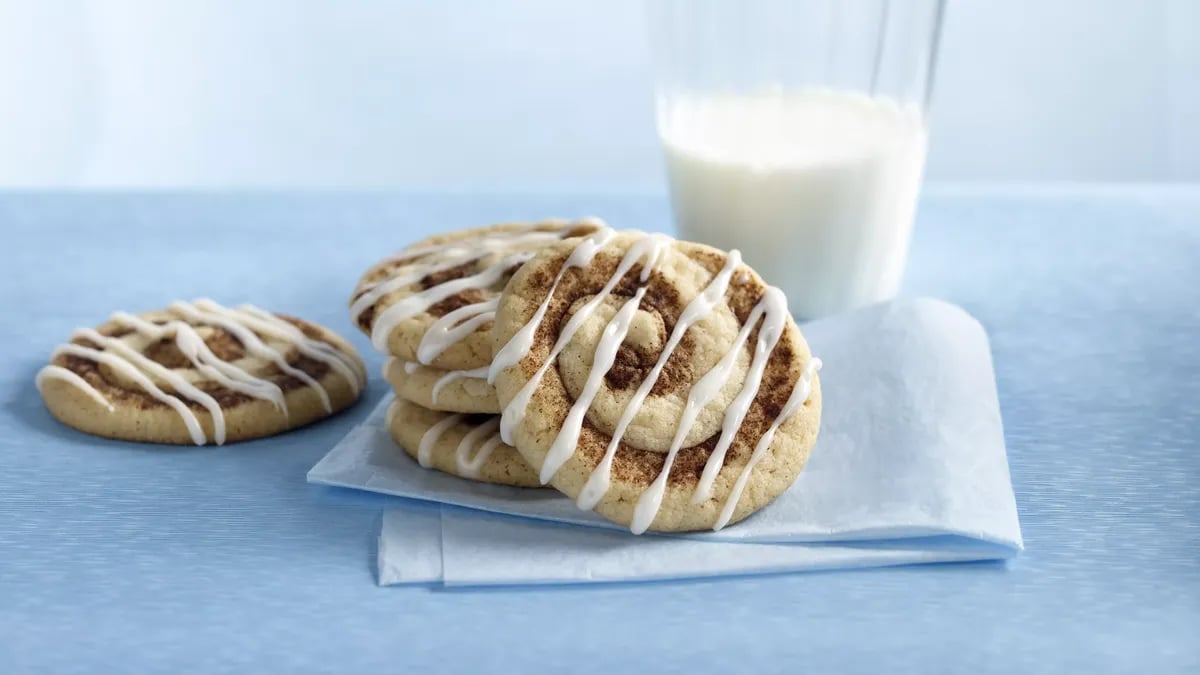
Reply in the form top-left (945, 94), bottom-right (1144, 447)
top-left (1, 187), bottom-right (1198, 674)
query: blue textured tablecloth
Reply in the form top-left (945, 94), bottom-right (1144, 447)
top-left (2, 187), bottom-right (1198, 674)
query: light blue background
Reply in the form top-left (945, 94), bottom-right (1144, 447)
top-left (2, 188), bottom-right (1198, 672)
top-left (2, 0), bottom-right (1197, 188)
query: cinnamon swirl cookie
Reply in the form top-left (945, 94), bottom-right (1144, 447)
top-left (386, 398), bottom-right (540, 487)
top-left (36, 299), bottom-right (366, 445)
top-left (383, 357), bottom-right (499, 414)
top-left (491, 229), bottom-right (822, 533)
top-left (350, 219), bottom-right (604, 371)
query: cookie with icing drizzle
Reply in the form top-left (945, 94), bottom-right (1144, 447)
top-left (383, 357), bottom-right (498, 414)
top-left (36, 299), bottom-right (367, 445)
top-left (386, 398), bottom-right (541, 487)
top-left (350, 219), bottom-right (605, 370)
top-left (491, 229), bottom-right (822, 533)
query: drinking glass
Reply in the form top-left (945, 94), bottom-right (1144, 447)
top-left (648, 0), bottom-right (946, 318)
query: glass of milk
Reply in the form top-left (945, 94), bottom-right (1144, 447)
top-left (648, 0), bottom-right (946, 318)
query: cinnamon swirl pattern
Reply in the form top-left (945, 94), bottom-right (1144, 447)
top-left (36, 299), bottom-right (366, 445)
top-left (491, 230), bottom-right (822, 533)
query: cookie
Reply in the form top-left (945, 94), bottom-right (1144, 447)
top-left (386, 397), bottom-right (540, 487)
top-left (383, 357), bottom-right (499, 414)
top-left (350, 219), bottom-right (604, 370)
top-left (491, 229), bottom-right (822, 533)
top-left (36, 299), bottom-right (367, 445)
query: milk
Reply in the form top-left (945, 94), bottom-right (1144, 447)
top-left (659, 89), bottom-right (928, 319)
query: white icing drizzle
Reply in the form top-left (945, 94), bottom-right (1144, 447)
top-left (359, 220), bottom-right (607, 365)
top-left (70, 327), bottom-right (229, 444)
top-left (541, 287), bottom-right (648, 483)
top-left (454, 416), bottom-right (505, 478)
top-left (223, 302), bottom-right (366, 395)
top-left (489, 227), bottom-right (617, 384)
top-left (714, 357), bottom-right (821, 530)
top-left (417, 412), bottom-right (465, 468)
top-left (351, 256), bottom-right (478, 323)
top-left (369, 250), bottom-right (534, 353)
top-left (430, 366), bottom-right (489, 406)
top-left (692, 287), bottom-right (790, 503)
top-left (497, 233), bottom-right (672, 446)
top-left (416, 298), bottom-right (499, 364)
top-left (50, 340), bottom-right (209, 445)
top-left (630, 287), bottom-right (788, 534)
top-left (576, 251), bottom-right (743, 511)
top-left (38, 299), bottom-right (362, 446)
top-left (173, 301), bottom-right (336, 413)
top-left (35, 365), bottom-right (115, 412)
top-left (110, 311), bottom-right (287, 415)
top-left (497, 234), bottom-right (821, 533)
top-left (402, 360), bottom-right (419, 375)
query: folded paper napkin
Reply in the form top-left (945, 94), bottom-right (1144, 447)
top-left (378, 506), bottom-right (1015, 586)
top-left (309, 298), bottom-right (1023, 585)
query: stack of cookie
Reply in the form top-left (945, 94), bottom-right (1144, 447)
top-left (352, 220), bottom-right (603, 488)
top-left (351, 219), bottom-right (823, 534)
